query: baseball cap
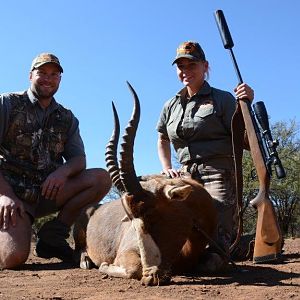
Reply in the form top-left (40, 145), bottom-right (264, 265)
top-left (30, 53), bottom-right (63, 73)
top-left (172, 41), bottom-right (206, 65)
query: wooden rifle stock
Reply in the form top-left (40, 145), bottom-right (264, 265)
top-left (239, 100), bottom-right (282, 262)
top-left (214, 10), bottom-right (283, 263)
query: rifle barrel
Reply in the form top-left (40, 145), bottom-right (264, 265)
top-left (214, 10), bottom-right (243, 84)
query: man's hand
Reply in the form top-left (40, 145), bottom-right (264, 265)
top-left (41, 156), bottom-right (86, 200)
top-left (41, 168), bottom-right (69, 200)
top-left (0, 195), bottom-right (25, 230)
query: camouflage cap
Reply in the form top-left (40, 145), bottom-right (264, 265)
top-left (172, 41), bottom-right (206, 65)
top-left (30, 53), bottom-right (63, 73)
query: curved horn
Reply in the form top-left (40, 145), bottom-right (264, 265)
top-left (105, 101), bottom-right (125, 192)
top-left (119, 81), bottom-right (143, 195)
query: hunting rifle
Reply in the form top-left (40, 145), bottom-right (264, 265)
top-left (214, 10), bottom-right (286, 263)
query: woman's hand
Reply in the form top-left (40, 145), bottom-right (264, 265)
top-left (158, 133), bottom-right (180, 178)
top-left (161, 168), bottom-right (180, 178)
top-left (234, 83), bottom-right (254, 102)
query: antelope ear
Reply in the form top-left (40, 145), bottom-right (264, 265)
top-left (122, 193), bottom-right (146, 218)
top-left (164, 184), bottom-right (193, 201)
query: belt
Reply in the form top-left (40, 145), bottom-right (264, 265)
top-left (185, 154), bottom-right (233, 166)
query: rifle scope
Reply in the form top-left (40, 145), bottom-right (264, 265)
top-left (253, 101), bottom-right (286, 179)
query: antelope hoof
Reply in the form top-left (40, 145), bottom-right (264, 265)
top-left (98, 262), bottom-right (109, 273)
top-left (141, 266), bottom-right (162, 286)
top-left (79, 252), bottom-right (93, 269)
top-left (141, 274), bottom-right (159, 286)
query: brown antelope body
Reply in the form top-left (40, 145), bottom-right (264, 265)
top-left (73, 83), bottom-right (217, 285)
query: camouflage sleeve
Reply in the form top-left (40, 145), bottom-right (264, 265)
top-left (62, 114), bottom-right (86, 160)
top-left (0, 94), bottom-right (11, 145)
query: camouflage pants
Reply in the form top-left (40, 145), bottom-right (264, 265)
top-left (2, 172), bottom-right (59, 220)
top-left (185, 161), bottom-right (237, 254)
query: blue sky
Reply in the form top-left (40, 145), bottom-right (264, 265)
top-left (1, 1), bottom-right (299, 176)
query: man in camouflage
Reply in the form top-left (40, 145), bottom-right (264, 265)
top-left (0, 53), bottom-right (111, 269)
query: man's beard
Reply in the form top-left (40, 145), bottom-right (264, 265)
top-left (32, 84), bottom-right (58, 100)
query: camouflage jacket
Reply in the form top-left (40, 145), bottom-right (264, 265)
top-left (0, 90), bottom-right (73, 182)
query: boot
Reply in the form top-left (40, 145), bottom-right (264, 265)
top-left (198, 252), bottom-right (229, 273)
top-left (230, 233), bottom-right (255, 261)
top-left (198, 228), bottom-right (231, 273)
top-left (34, 218), bottom-right (73, 262)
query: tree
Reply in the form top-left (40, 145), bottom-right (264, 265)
top-left (242, 119), bottom-right (300, 237)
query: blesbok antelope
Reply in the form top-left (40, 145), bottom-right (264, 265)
top-left (73, 82), bottom-right (217, 286)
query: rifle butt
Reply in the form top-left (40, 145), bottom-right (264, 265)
top-left (251, 198), bottom-right (283, 263)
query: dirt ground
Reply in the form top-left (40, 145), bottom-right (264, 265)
top-left (0, 238), bottom-right (299, 300)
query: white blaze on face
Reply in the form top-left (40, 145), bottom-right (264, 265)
top-left (132, 218), bottom-right (161, 269)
